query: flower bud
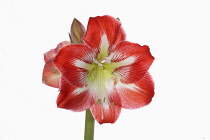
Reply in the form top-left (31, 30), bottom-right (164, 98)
top-left (70, 18), bottom-right (86, 44)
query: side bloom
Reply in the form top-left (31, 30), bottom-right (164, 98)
top-left (43, 15), bottom-right (155, 124)
top-left (42, 41), bottom-right (70, 88)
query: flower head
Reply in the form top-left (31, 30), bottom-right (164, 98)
top-left (43, 15), bottom-right (155, 124)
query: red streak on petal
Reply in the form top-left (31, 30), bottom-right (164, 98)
top-left (53, 44), bottom-right (94, 87)
top-left (112, 41), bottom-right (154, 84)
top-left (57, 78), bottom-right (94, 112)
top-left (83, 15), bottom-right (126, 53)
top-left (116, 73), bottom-right (155, 109)
top-left (90, 104), bottom-right (121, 124)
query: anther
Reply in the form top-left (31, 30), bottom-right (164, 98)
top-left (103, 97), bottom-right (106, 103)
top-left (94, 99), bottom-right (102, 105)
top-left (93, 59), bottom-right (102, 66)
top-left (111, 102), bottom-right (115, 106)
top-left (98, 99), bottom-right (102, 104)
top-left (101, 60), bottom-right (106, 63)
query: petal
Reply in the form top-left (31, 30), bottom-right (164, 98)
top-left (42, 59), bottom-right (61, 88)
top-left (54, 41), bottom-right (71, 53)
top-left (44, 49), bottom-right (57, 62)
top-left (111, 41), bottom-right (154, 84)
top-left (57, 77), bottom-right (94, 112)
top-left (44, 41), bottom-right (70, 62)
top-left (108, 87), bottom-right (122, 107)
top-left (90, 103), bottom-right (121, 124)
top-left (53, 44), bottom-right (94, 87)
top-left (83, 15), bottom-right (126, 53)
top-left (115, 73), bottom-right (155, 109)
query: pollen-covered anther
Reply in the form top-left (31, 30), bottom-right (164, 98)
top-left (93, 58), bottom-right (102, 66)
top-left (103, 97), bottom-right (106, 103)
top-left (99, 57), bottom-right (112, 64)
top-left (111, 102), bottom-right (115, 106)
top-left (95, 99), bottom-right (102, 105)
top-left (100, 60), bottom-right (106, 63)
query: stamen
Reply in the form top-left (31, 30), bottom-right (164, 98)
top-left (94, 99), bottom-right (102, 105)
top-left (93, 59), bottom-right (102, 66)
top-left (111, 102), bottom-right (115, 106)
top-left (103, 97), bottom-right (106, 103)
top-left (101, 60), bottom-right (106, 63)
top-left (98, 99), bottom-right (102, 104)
top-left (101, 57), bottom-right (112, 64)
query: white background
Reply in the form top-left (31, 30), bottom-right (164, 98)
top-left (1, 0), bottom-right (210, 140)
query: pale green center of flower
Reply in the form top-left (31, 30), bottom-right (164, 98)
top-left (86, 34), bottom-right (118, 107)
top-left (87, 57), bottom-right (116, 107)
top-left (75, 34), bottom-right (135, 108)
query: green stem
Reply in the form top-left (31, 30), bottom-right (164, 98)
top-left (84, 109), bottom-right (95, 140)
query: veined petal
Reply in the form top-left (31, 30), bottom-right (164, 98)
top-left (90, 86), bottom-right (121, 124)
top-left (44, 41), bottom-right (70, 62)
top-left (42, 59), bottom-right (61, 88)
top-left (54, 41), bottom-right (71, 53)
top-left (44, 49), bottom-right (57, 62)
top-left (90, 103), bottom-right (121, 124)
top-left (108, 87), bottom-right (122, 107)
top-left (110, 41), bottom-right (154, 84)
top-left (115, 73), bottom-right (155, 109)
top-left (83, 15), bottom-right (126, 53)
top-left (53, 44), bottom-right (94, 87)
top-left (57, 77), bottom-right (94, 112)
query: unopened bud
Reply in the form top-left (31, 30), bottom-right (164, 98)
top-left (70, 18), bottom-right (86, 44)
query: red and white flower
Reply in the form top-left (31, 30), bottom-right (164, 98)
top-left (43, 15), bottom-right (155, 124)
top-left (42, 41), bottom-right (70, 88)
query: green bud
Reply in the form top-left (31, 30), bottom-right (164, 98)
top-left (70, 18), bottom-right (86, 44)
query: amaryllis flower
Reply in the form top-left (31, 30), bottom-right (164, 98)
top-left (42, 41), bottom-right (70, 88)
top-left (44, 15), bottom-right (155, 124)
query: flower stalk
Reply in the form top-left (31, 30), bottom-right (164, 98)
top-left (84, 109), bottom-right (95, 140)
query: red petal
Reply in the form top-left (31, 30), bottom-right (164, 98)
top-left (42, 59), bottom-right (61, 88)
top-left (108, 87), bottom-right (122, 107)
top-left (90, 103), bottom-right (121, 124)
top-left (111, 41), bottom-right (154, 84)
top-left (83, 15), bottom-right (126, 53)
top-left (115, 73), bottom-right (155, 109)
top-left (54, 41), bottom-right (71, 53)
top-left (53, 44), bottom-right (94, 87)
top-left (44, 49), bottom-right (57, 62)
top-left (57, 77), bottom-right (94, 112)
top-left (44, 41), bottom-right (70, 62)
